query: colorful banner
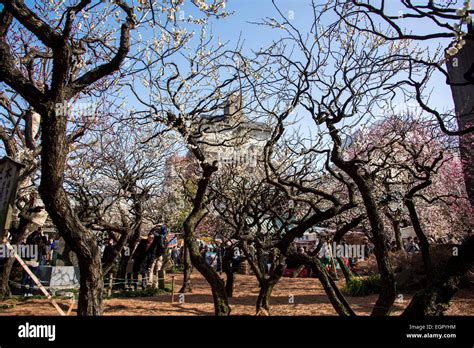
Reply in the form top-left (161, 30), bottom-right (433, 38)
top-left (167, 234), bottom-right (178, 248)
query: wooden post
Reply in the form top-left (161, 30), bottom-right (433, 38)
top-left (171, 275), bottom-right (175, 303)
top-left (158, 269), bottom-right (166, 290)
top-left (66, 297), bottom-right (76, 316)
top-left (4, 240), bottom-right (65, 316)
top-left (107, 274), bottom-right (113, 297)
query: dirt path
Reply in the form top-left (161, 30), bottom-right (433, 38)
top-left (1, 273), bottom-right (472, 316)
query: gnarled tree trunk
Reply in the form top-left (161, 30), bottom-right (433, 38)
top-left (337, 257), bottom-right (354, 283)
top-left (222, 248), bottom-right (234, 297)
top-left (312, 257), bottom-right (355, 316)
top-left (288, 251), bottom-right (355, 316)
top-left (256, 278), bottom-right (276, 316)
top-left (0, 258), bottom-right (14, 298)
top-left (255, 262), bottom-right (284, 316)
top-left (404, 196), bottom-right (433, 281)
top-left (39, 108), bottom-right (104, 316)
top-left (184, 232), bottom-right (229, 315)
top-left (179, 243), bottom-right (192, 293)
top-left (241, 242), bottom-right (285, 316)
top-left (0, 0), bottom-right (135, 315)
top-left (358, 183), bottom-right (396, 316)
top-left (403, 236), bottom-right (474, 316)
top-left (182, 163), bottom-right (230, 316)
top-left (331, 160), bottom-right (396, 315)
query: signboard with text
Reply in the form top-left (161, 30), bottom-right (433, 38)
top-left (0, 157), bottom-right (24, 236)
top-left (400, 226), bottom-right (416, 239)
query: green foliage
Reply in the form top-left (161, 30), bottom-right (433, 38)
top-left (111, 285), bottom-right (171, 298)
top-left (170, 265), bottom-right (184, 273)
top-left (10, 264), bottom-right (24, 284)
top-left (342, 275), bottom-right (383, 297)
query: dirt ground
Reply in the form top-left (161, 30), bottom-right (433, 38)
top-left (0, 273), bottom-right (473, 316)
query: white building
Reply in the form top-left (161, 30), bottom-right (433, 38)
top-left (198, 95), bottom-right (272, 168)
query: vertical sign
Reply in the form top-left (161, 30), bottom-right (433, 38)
top-left (0, 156), bottom-right (24, 237)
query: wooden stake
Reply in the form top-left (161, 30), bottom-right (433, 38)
top-left (107, 274), bottom-right (113, 297)
top-left (66, 297), bottom-right (76, 316)
top-left (171, 275), bottom-right (175, 304)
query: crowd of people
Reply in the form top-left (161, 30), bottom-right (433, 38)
top-left (0, 227), bottom-right (59, 296)
top-left (199, 241), bottom-right (245, 274)
top-left (101, 225), bottom-right (172, 291)
top-left (8, 224), bottom-right (471, 296)
top-left (404, 237), bottom-right (421, 254)
top-left (20, 228), bottom-right (58, 296)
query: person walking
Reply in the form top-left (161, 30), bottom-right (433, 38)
top-left (405, 237), bottom-right (420, 254)
top-left (148, 225), bottom-right (169, 287)
top-left (131, 233), bottom-right (156, 291)
top-left (171, 246), bottom-right (181, 266)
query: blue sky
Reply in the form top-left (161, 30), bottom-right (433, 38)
top-left (14, 0), bottom-right (460, 117)
top-left (2, 0), bottom-right (463, 135)
top-left (218, 1), bottom-right (460, 129)
top-left (151, 0), bottom-right (458, 138)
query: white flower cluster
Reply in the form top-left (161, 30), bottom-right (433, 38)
top-left (456, 1), bottom-right (472, 20)
top-left (193, 0), bottom-right (209, 11)
top-left (172, 27), bottom-right (187, 46)
top-left (136, 0), bottom-right (147, 11)
top-left (193, 0), bottom-right (226, 13)
top-left (48, 0), bottom-right (65, 11)
top-left (447, 1), bottom-right (472, 56)
top-left (168, 7), bottom-right (176, 21)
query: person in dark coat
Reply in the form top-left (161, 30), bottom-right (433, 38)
top-left (26, 227), bottom-right (44, 245)
top-left (152, 225), bottom-right (168, 258)
top-left (147, 225), bottom-right (169, 285)
top-left (102, 238), bottom-right (115, 264)
top-left (131, 233), bottom-right (156, 291)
